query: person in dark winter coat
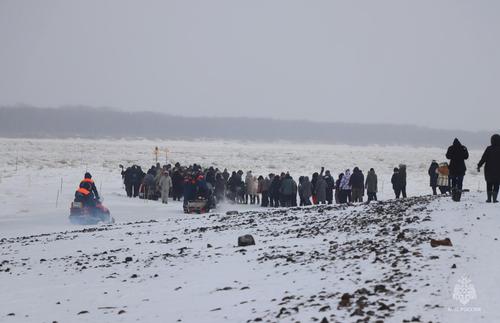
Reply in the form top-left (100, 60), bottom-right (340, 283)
top-left (311, 167), bottom-right (324, 204)
top-left (279, 174), bottom-right (296, 207)
top-left (236, 170), bottom-right (246, 203)
top-left (299, 176), bottom-right (312, 206)
top-left (349, 167), bottom-right (364, 202)
top-left (291, 177), bottom-right (298, 207)
top-left (477, 134), bottom-right (500, 203)
top-left (446, 138), bottom-right (469, 191)
top-left (171, 168), bottom-right (184, 201)
top-left (147, 166), bottom-right (156, 176)
top-left (269, 175), bottom-right (281, 207)
top-left (428, 160), bottom-right (439, 195)
top-left (335, 173), bottom-right (343, 204)
top-left (122, 165), bottom-right (144, 197)
top-left (324, 170), bottom-right (335, 204)
top-left (257, 176), bottom-right (268, 207)
top-left (134, 166), bottom-right (145, 197)
top-left (183, 175), bottom-right (197, 207)
top-left (391, 167), bottom-right (404, 199)
top-left (227, 171), bottom-right (240, 202)
top-left (311, 172), bottom-right (318, 204)
top-left (196, 175), bottom-right (210, 199)
top-left (205, 167), bottom-right (216, 187)
top-left (315, 174), bottom-right (327, 204)
top-left (215, 173), bottom-right (226, 202)
top-left (143, 173), bottom-right (157, 200)
top-left (365, 168), bottom-right (378, 202)
top-left (222, 169), bottom-right (230, 182)
top-left (121, 166), bottom-right (134, 197)
top-left (261, 175), bottom-right (271, 207)
top-left (398, 164), bottom-right (407, 198)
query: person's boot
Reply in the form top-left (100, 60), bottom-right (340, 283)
top-left (487, 191), bottom-right (492, 203)
top-left (493, 191), bottom-right (499, 203)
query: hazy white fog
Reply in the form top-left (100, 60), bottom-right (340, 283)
top-left (1, 1), bottom-right (499, 131)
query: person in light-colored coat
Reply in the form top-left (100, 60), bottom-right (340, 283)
top-left (437, 162), bottom-right (450, 194)
top-left (158, 170), bottom-right (173, 204)
top-left (339, 169), bottom-right (352, 203)
top-left (250, 176), bottom-right (259, 204)
top-left (245, 171), bottom-right (255, 204)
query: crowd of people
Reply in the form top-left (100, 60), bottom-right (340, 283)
top-left (115, 136), bottom-right (500, 209)
top-left (119, 162), bottom-right (384, 207)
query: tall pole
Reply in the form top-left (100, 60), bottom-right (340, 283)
top-left (154, 146), bottom-right (159, 163)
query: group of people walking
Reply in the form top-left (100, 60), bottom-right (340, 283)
top-left (121, 163), bottom-right (203, 204)
top-left (427, 135), bottom-right (500, 203)
top-left (119, 135), bottom-right (500, 208)
top-left (120, 162), bottom-right (383, 207)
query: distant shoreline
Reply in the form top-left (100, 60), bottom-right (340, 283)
top-left (0, 106), bottom-right (496, 149)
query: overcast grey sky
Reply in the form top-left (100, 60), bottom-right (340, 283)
top-left (0, 1), bottom-right (499, 131)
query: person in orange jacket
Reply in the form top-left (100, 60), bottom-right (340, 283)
top-left (74, 181), bottom-right (97, 207)
top-left (79, 172), bottom-right (100, 200)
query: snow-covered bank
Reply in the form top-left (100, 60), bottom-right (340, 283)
top-left (1, 193), bottom-right (499, 323)
top-left (1, 138), bottom-right (498, 323)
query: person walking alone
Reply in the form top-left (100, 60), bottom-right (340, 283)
top-left (477, 134), bottom-right (500, 203)
top-left (446, 138), bottom-right (469, 201)
top-left (391, 167), bottom-right (404, 199)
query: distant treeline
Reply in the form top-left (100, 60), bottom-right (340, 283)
top-left (0, 106), bottom-right (495, 148)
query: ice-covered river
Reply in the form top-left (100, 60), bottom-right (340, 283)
top-left (0, 138), bottom-right (485, 236)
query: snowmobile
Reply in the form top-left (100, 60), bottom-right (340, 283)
top-left (184, 197), bottom-right (211, 214)
top-left (69, 201), bottom-right (114, 225)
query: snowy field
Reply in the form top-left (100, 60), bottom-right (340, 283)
top-left (0, 138), bottom-right (498, 323)
top-left (0, 138), bottom-right (485, 235)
